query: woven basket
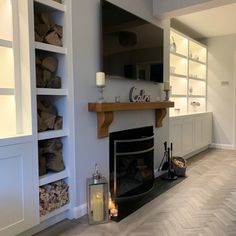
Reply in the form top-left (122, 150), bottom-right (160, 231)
top-left (171, 156), bottom-right (187, 177)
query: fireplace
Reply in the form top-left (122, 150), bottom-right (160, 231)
top-left (109, 126), bottom-right (154, 220)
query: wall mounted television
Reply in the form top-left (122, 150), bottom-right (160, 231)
top-left (101, 0), bottom-right (164, 83)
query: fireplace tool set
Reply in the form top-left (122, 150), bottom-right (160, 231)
top-left (158, 142), bottom-right (178, 180)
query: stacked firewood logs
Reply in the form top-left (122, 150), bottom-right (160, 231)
top-left (39, 180), bottom-right (69, 216)
top-left (36, 55), bottom-right (61, 89)
top-left (39, 138), bottom-right (65, 176)
top-left (34, 11), bottom-right (63, 47)
top-left (37, 97), bottom-right (63, 132)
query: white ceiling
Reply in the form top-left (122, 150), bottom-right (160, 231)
top-left (174, 2), bottom-right (236, 38)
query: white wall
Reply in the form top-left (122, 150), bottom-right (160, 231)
top-left (155, 0), bottom-right (211, 12)
top-left (71, 0), bottom-right (168, 209)
top-left (207, 34), bottom-right (236, 148)
top-left (153, 0), bottom-right (236, 19)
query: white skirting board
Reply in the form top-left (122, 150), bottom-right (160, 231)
top-left (210, 143), bottom-right (235, 150)
top-left (18, 211), bottom-right (68, 236)
top-left (72, 203), bottom-right (87, 219)
top-left (18, 204), bottom-right (87, 236)
top-left (183, 145), bottom-right (209, 159)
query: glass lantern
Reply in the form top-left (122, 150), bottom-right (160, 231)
top-left (87, 165), bottom-right (109, 224)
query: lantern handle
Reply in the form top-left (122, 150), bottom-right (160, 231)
top-left (93, 163), bottom-right (101, 181)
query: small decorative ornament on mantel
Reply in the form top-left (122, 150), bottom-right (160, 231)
top-left (87, 164), bottom-right (109, 224)
top-left (96, 72), bottom-right (106, 103)
top-left (129, 86), bottom-right (151, 102)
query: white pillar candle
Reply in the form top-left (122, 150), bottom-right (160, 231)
top-left (164, 81), bottom-right (170, 90)
top-left (96, 72), bottom-right (105, 87)
top-left (92, 192), bottom-right (104, 222)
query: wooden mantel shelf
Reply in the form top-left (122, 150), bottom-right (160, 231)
top-left (88, 101), bottom-right (174, 138)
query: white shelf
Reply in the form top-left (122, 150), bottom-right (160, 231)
top-left (189, 58), bottom-right (206, 65)
top-left (37, 88), bottom-right (68, 96)
top-left (40, 204), bottom-right (70, 222)
top-left (0, 39), bottom-right (12, 48)
top-left (35, 42), bottom-right (67, 54)
top-left (170, 51), bottom-right (187, 59)
top-left (189, 76), bottom-right (206, 81)
top-left (170, 73), bottom-right (187, 78)
top-left (0, 88), bottom-right (14, 95)
top-left (34, 0), bottom-right (66, 12)
top-left (189, 95), bottom-right (206, 98)
top-left (39, 170), bottom-right (68, 186)
top-left (38, 129), bottom-right (68, 140)
top-left (171, 94), bottom-right (187, 97)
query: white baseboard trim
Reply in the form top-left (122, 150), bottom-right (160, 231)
top-left (72, 204), bottom-right (87, 219)
top-left (183, 145), bottom-right (209, 159)
top-left (210, 143), bottom-right (235, 150)
top-left (19, 204), bottom-right (87, 235)
top-left (18, 211), bottom-right (68, 236)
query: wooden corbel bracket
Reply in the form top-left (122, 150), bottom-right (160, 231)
top-left (97, 112), bottom-right (114, 138)
top-left (155, 108), bottom-right (167, 128)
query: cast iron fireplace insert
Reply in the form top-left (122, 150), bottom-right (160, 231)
top-left (109, 126), bottom-right (154, 220)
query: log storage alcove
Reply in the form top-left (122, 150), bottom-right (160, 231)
top-left (88, 101), bottom-right (174, 138)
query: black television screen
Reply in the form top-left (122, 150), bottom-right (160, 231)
top-left (102, 0), bottom-right (164, 83)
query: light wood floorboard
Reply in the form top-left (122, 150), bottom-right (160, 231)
top-left (35, 149), bottom-right (236, 236)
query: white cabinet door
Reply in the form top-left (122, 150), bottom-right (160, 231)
top-left (169, 118), bottom-right (183, 156)
top-left (202, 114), bottom-right (212, 145)
top-left (170, 113), bottom-right (212, 158)
top-left (0, 142), bottom-right (38, 236)
top-left (194, 114), bottom-right (212, 149)
top-left (194, 116), bottom-right (203, 149)
top-left (182, 117), bottom-right (194, 155)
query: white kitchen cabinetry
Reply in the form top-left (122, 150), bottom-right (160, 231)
top-left (0, 141), bottom-right (38, 236)
top-left (169, 113), bottom-right (212, 157)
top-left (170, 29), bottom-right (207, 117)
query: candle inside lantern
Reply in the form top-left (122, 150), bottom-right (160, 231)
top-left (92, 192), bottom-right (104, 222)
top-left (109, 197), bottom-right (118, 217)
top-left (164, 81), bottom-right (170, 91)
top-left (96, 72), bottom-right (105, 87)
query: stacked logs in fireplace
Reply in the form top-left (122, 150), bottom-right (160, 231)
top-left (39, 180), bottom-right (69, 216)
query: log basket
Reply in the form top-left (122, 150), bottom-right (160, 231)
top-left (171, 156), bottom-right (187, 177)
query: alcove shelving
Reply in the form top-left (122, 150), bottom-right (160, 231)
top-left (169, 29), bottom-right (207, 117)
top-left (32, 0), bottom-right (74, 222)
top-left (0, 0), bottom-right (16, 138)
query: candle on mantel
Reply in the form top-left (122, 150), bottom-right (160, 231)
top-left (164, 81), bottom-right (170, 91)
top-left (96, 72), bottom-right (105, 87)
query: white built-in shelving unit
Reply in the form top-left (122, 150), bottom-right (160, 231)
top-left (169, 29), bottom-right (211, 159)
top-left (0, 0), bottom-right (16, 137)
top-left (169, 29), bottom-right (207, 117)
top-left (0, 0), bottom-right (75, 235)
top-left (32, 0), bottom-right (75, 222)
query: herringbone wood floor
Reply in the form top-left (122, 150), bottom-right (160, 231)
top-left (35, 149), bottom-right (236, 236)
